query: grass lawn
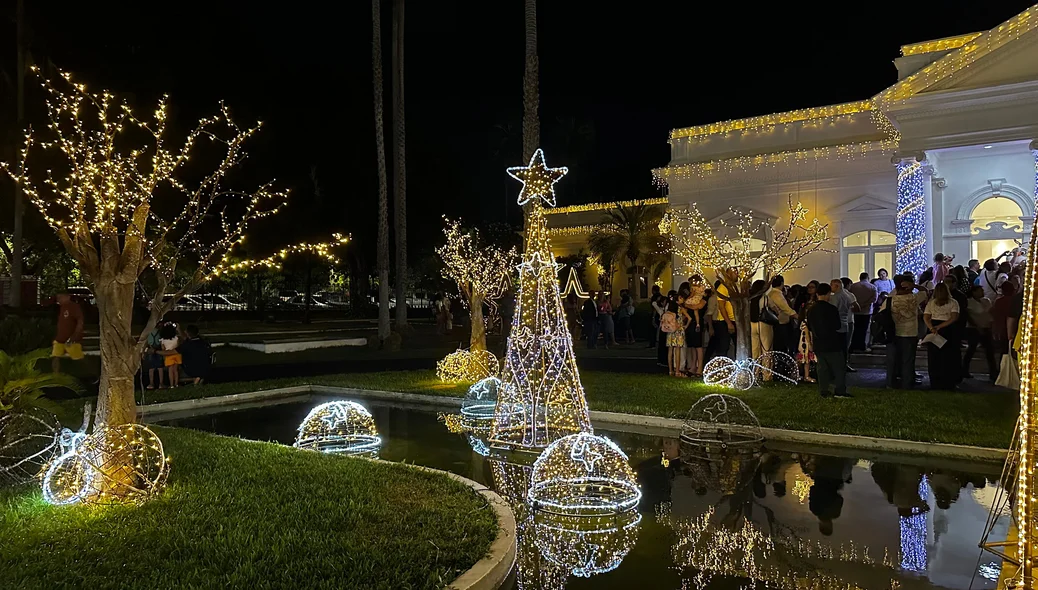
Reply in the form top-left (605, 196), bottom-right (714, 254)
top-left (0, 427), bottom-right (497, 590)
top-left (115, 370), bottom-right (1018, 449)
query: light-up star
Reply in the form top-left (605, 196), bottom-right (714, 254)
top-left (507, 148), bottom-right (568, 207)
top-left (320, 404), bottom-right (350, 429)
top-left (517, 251), bottom-right (563, 275)
top-left (570, 436), bottom-right (605, 473)
top-left (702, 398), bottom-right (729, 422)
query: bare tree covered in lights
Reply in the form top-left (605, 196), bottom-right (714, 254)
top-left (660, 197), bottom-right (831, 360)
top-left (1, 68), bottom-right (347, 427)
top-left (436, 218), bottom-right (518, 352)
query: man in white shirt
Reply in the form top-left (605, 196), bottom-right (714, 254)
top-left (765, 275), bottom-right (797, 355)
top-left (829, 278), bottom-right (859, 372)
top-left (979, 259), bottom-right (1007, 300)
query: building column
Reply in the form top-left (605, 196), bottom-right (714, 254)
top-left (892, 152), bottom-right (930, 276)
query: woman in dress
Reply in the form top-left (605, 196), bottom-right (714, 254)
top-left (682, 278), bottom-right (707, 377)
top-left (598, 292), bottom-right (616, 348)
top-left (923, 283), bottom-right (961, 390)
top-left (666, 291), bottom-right (691, 377)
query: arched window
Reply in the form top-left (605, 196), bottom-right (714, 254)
top-left (971, 197), bottom-right (1024, 263)
top-left (843, 230), bottom-right (895, 279)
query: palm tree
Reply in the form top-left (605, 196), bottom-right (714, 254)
top-left (587, 204), bottom-right (666, 302)
top-left (372, 0), bottom-right (391, 341)
top-left (521, 0), bottom-right (539, 163)
top-left (391, 0), bottom-right (408, 330)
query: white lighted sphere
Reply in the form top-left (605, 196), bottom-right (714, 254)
top-left (294, 401), bottom-right (381, 454)
top-left (0, 406), bottom-right (61, 485)
top-left (528, 432), bottom-right (641, 516)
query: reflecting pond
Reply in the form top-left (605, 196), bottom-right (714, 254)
top-left (155, 396), bottom-right (1010, 590)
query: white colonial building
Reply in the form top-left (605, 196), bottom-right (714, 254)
top-left (654, 6), bottom-right (1038, 286)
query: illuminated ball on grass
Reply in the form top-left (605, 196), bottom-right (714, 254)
top-left (42, 424), bottom-right (170, 506)
top-left (436, 349), bottom-right (500, 382)
top-left (532, 510), bottom-right (642, 578)
top-left (528, 432), bottom-right (641, 516)
top-left (703, 357), bottom-right (754, 390)
top-left (0, 406), bottom-right (61, 485)
top-left (294, 401), bottom-right (381, 455)
top-left (752, 351), bottom-right (799, 385)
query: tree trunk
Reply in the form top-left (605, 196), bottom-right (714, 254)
top-left (10, 0), bottom-right (25, 309)
top-left (303, 253), bottom-right (312, 324)
top-left (392, 0), bottom-right (408, 330)
top-left (95, 281), bottom-right (139, 427)
top-left (372, 0), bottom-right (391, 341)
top-left (470, 292), bottom-right (486, 352)
top-left (731, 296), bottom-right (752, 361)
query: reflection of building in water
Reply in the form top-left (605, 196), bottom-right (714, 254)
top-left (531, 511), bottom-right (641, 578)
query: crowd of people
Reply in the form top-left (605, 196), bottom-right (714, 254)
top-left (643, 248), bottom-right (1028, 396)
top-left (143, 321), bottom-right (213, 388)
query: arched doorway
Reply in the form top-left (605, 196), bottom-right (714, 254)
top-left (843, 230), bottom-right (895, 279)
top-left (970, 197), bottom-right (1025, 262)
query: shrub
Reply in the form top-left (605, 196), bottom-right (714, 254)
top-left (0, 316), bottom-right (55, 356)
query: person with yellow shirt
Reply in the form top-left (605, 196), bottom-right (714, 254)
top-left (707, 280), bottom-right (735, 362)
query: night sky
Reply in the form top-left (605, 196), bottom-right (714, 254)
top-left (2, 1), bottom-right (1036, 264)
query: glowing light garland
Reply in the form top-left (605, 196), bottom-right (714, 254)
top-left (490, 149), bottom-right (593, 450)
top-left (1011, 146), bottom-right (1038, 589)
top-left (900, 32), bottom-right (982, 56)
top-left (702, 351), bottom-right (798, 390)
top-left (895, 159), bottom-right (929, 276)
top-left (527, 433), bottom-right (641, 516)
top-left (670, 101), bottom-right (874, 140)
top-left (544, 197), bottom-right (668, 215)
top-left (294, 401), bottom-right (381, 455)
top-left (899, 476), bottom-right (930, 573)
top-left (42, 424), bottom-right (169, 506)
top-left (435, 348), bottom-right (500, 383)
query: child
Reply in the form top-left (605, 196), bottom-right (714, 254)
top-left (666, 291), bottom-right (691, 377)
top-left (160, 323), bottom-right (182, 388)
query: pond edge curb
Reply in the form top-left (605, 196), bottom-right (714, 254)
top-left (137, 384), bottom-right (1008, 463)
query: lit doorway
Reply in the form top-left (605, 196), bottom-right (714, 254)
top-left (970, 197), bottom-right (1024, 262)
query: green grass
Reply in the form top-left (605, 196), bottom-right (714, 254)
top-left (113, 370), bottom-right (1018, 449)
top-left (0, 427), bottom-right (498, 590)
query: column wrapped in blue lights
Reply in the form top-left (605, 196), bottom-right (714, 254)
top-left (895, 157), bottom-right (928, 276)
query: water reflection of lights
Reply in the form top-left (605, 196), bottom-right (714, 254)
top-left (528, 433), bottom-right (641, 516)
top-left (898, 476), bottom-right (930, 573)
top-left (294, 401), bottom-right (381, 455)
top-left (792, 473), bottom-right (813, 504)
top-left (660, 502), bottom-right (896, 590)
top-left (532, 511), bottom-right (641, 577)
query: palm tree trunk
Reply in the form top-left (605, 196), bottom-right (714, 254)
top-left (372, 0), bottom-right (391, 341)
top-left (521, 0), bottom-right (539, 163)
top-left (10, 0), bottom-right (25, 309)
top-left (392, 0), bottom-right (408, 329)
top-left (469, 292), bottom-right (486, 352)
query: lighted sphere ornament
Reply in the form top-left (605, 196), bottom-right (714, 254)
top-left (436, 349), bottom-right (500, 383)
top-left (703, 352), bottom-right (798, 390)
top-left (680, 394), bottom-right (764, 450)
top-left (0, 406), bottom-right (61, 485)
top-left (294, 401), bottom-right (381, 455)
top-left (532, 510), bottom-right (642, 578)
top-left (42, 424), bottom-right (170, 506)
top-left (528, 432), bottom-right (641, 516)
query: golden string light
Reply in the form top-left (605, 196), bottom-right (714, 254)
top-left (900, 32), bottom-right (982, 56)
top-left (544, 197), bottom-right (669, 216)
top-left (669, 100), bottom-right (874, 140)
top-left (879, 7), bottom-right (1037, 104)
top-left (435, 349), bottom-right (501, 383)
top-left (490, 149), bottom-right (593, 451)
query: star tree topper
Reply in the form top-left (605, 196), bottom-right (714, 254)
top-left (507, 148), bottom-right (568, 207)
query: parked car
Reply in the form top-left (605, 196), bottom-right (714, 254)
top-left (286, 295), bottom-right (331, 309)
top-left (196, 294), bottom-right (246, 311)
top-left (161, 294), bottom-right (205, 311)
top-left (278, 290), bottom-right (299, 302)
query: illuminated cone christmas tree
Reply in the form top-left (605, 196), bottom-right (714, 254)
top-left (490, 149), bottom-right (593, 450)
